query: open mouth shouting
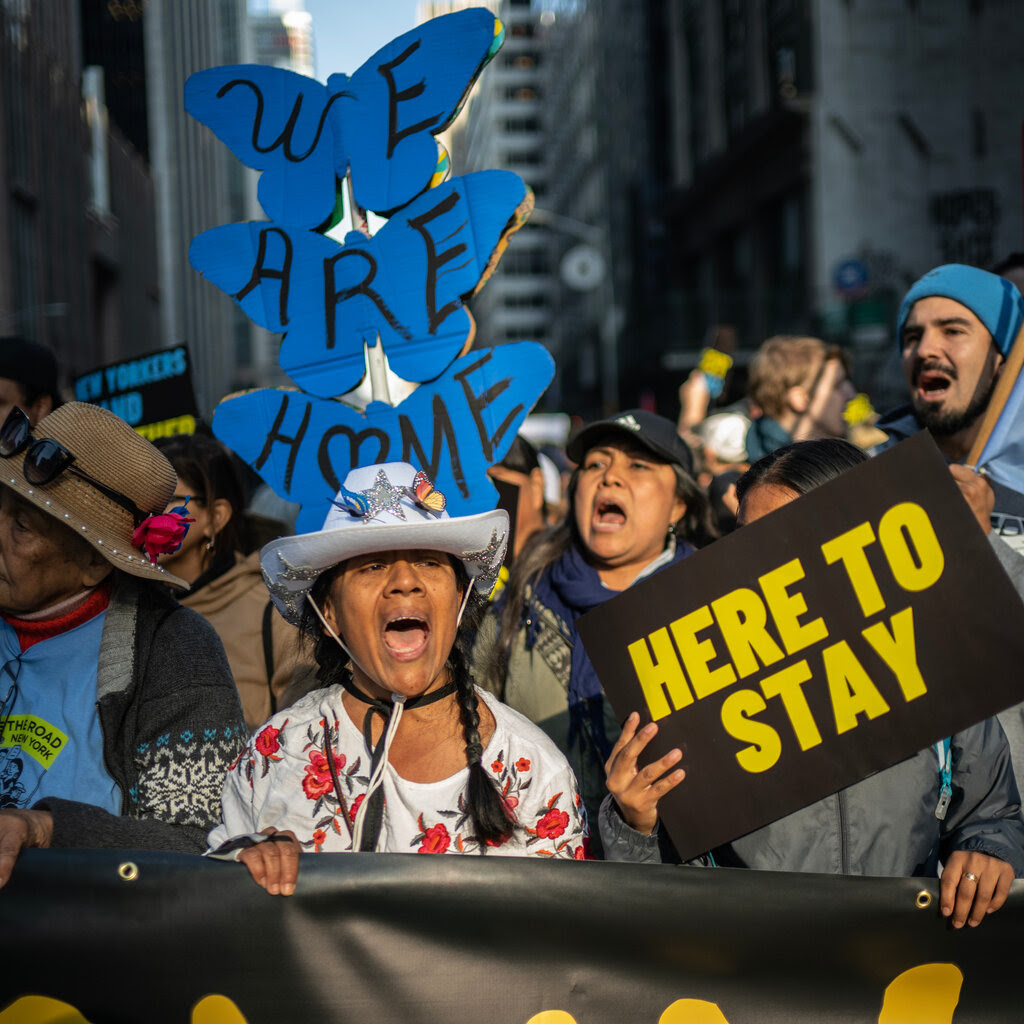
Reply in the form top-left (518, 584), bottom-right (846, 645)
top-left (593, 496), bottom-right (627, 532)
top-left (382, 614), bottom-right (431, 661)
top-left (913, 361), bottom-right (956, 404)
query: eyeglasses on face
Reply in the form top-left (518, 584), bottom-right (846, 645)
top-left (0, 407), bottom-right (147, 526)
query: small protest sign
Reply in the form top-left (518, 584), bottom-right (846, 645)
top-left (578, 432), bottom-right (1024, 860)
top-left (73, 345), bottom-right (199, 441)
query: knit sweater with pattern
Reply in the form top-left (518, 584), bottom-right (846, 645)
top-left (31, 573), bottom-right (247, 851)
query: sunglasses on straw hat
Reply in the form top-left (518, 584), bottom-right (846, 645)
top-left (0, 406), bottom-right (148, 527)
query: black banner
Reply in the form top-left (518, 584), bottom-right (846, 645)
top-left (578, 433), bottom-right (1024, 859)
top-left (1, 850), bottom-right (1022, 1023)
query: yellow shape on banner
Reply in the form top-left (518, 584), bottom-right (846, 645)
top-left (878, 963), bottom-right (963, 1023)
top-left (659, 999), bottom-right (730, 1024)
top-left (191, 995), bottom-right (250, 1023)
top-left (0, 996), bottom-right (91, 1023)
top-left (526, 1014), bottom-right (577, 1024)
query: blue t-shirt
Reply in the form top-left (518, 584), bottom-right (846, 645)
top-left (0, 612), bottom-right (120, 813)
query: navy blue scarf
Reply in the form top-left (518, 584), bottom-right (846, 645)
top-left (526, 539), bottom-right (694, 761)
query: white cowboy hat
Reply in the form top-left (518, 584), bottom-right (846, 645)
top-left (261, 462), bottom-right (509, 627)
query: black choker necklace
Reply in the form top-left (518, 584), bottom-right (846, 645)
top-left (340, 676), bottom-right (457, 712)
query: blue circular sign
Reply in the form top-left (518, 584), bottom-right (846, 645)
top-left (833, 259), bottom-right (869, 296)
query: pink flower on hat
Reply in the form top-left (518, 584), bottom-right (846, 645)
top-left (131, 505), bottom-right (194, 564)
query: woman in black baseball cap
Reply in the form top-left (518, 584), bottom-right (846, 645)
top-left (479, 410), bottom-right (715, 850)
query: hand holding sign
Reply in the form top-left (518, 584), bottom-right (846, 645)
top-left (604, 712), bottom-right (684, 835)
top-left (948, 463), bottom-right (994, 534)
top-left (940, 849), bottom-right (1015, 929)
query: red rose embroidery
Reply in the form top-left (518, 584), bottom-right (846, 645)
top-left (255, 725), bottom-right (281, 757)
top-left (348, 793), bottom-right (365, 822)
top-left (312, 828), bottom-right (327, 852)
top-left (491, 760), bottom-right (504, 773)
top-left (302, 748), bottom-right (346, 800)
top-left (515, 757), bottom-right (531, 772)
top-left (418, 823), bottom-right (451, 854)
top-left (503, 795), bottom-right (519, 812)
top-left (573, 845), bottom-right (586, 860)
top-left (535, 808), bottom-right (569, 839)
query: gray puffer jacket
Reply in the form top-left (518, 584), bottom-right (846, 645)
top-left (600, 716), bottom-right (1024, 877)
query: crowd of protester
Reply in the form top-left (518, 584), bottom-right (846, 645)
top-left (2, 259), bottom-right (1024, 929)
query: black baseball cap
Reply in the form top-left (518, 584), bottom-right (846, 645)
top-left (566, 409), bottom-right (694, 477)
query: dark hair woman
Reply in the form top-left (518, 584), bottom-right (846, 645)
top-left (478, 410), bottom-right (716, 852)
top-left (208, 462), bottom-right (588, 895)
top-left (733, 435), bottom-right (868, 508)
top-left (155, 434), bottom-right (315, 730)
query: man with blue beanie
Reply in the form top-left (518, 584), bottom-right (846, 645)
top-left (876, 263), bottom-right (1024, 796)
top-left (877, 263), bottom-right (1024, 508)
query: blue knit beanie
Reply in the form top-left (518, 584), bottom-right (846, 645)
top-left (897, 264), bottom-right (1024, 356)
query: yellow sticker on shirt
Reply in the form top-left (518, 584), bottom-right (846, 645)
top-left (0, 715), bottom-right (67, 769)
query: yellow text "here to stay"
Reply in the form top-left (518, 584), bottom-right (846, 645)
top-left (626, 502), bottom-right (945, 772)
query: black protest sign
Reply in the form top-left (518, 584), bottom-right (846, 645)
top-left (578, 432), bottom-right (1024, 860)
top-left (73, 345), bottom-right (199, 441)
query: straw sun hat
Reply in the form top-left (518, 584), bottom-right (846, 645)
top-left (0, 402), bottom-right (189, 588)
top-left (261, 462), bottom-right (509, 627)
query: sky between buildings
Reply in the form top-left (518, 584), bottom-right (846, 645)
top-left (304, 0), bottom-right (423, 81)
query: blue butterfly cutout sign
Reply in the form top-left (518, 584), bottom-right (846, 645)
top-left (189, 171), bottom-right (532, 398)
top-left (191, 9), bottom-right (557, 528)
top-left (212, 342), bottom-right (555, 531)
top-left (185, 8), bottom-right (502, 228)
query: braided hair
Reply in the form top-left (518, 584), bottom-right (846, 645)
top-left (448, 567), bottom-right (515, 847)
top-left (302, 558), bottom-right (513, 851)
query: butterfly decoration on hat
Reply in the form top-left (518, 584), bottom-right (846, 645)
top-left (331, 468), bottom-right (447, 522)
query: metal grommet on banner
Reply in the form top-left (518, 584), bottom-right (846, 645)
top-left (915, 889), bottom-right (933, 909)
top-left (118, 861), bottom-right (139, 882)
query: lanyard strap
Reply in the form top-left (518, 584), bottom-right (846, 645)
top-left (335, 677), bottom-right (458, 852)
top-left (934, 738), bottom-right (952, 820)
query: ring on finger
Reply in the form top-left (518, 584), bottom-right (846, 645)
top-left (963, 872), bottom-right (979, 883)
